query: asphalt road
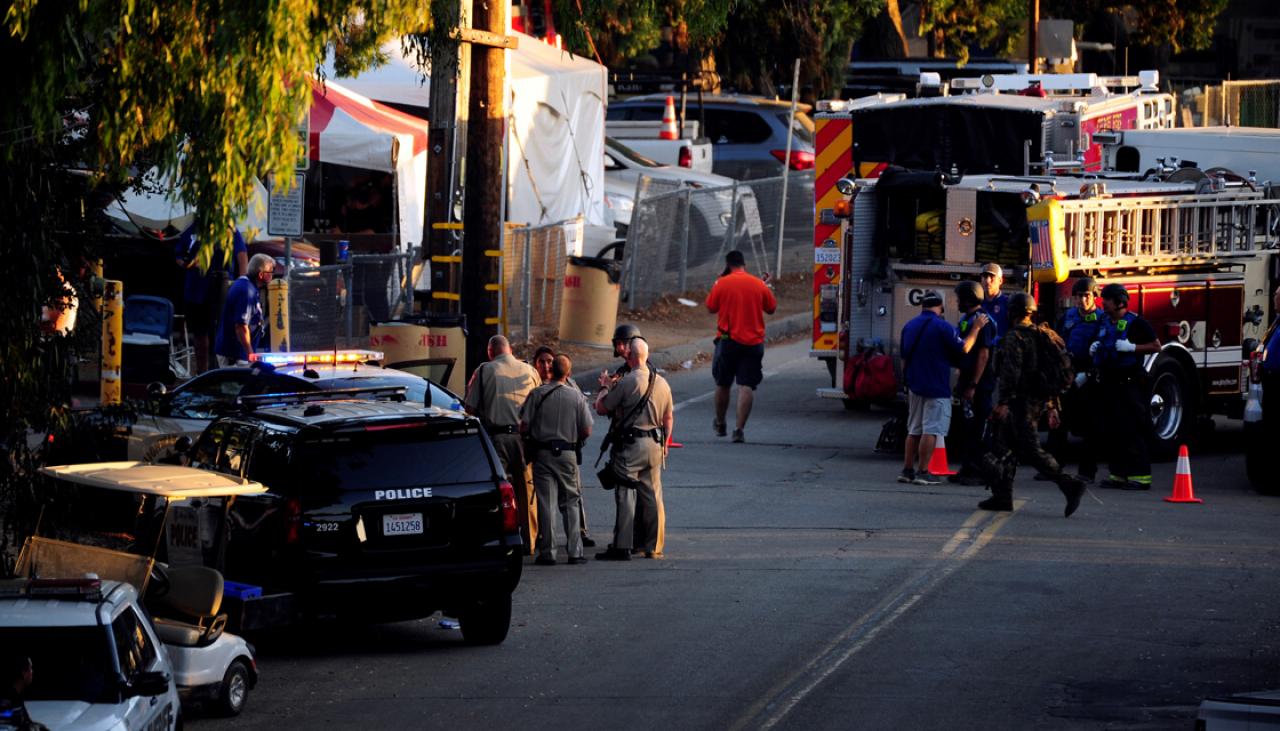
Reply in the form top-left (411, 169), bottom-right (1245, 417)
top-left (200, 338), bottom-right (1280, 730)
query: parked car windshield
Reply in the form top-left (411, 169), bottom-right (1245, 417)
top-left (605, 139), bottom-right (662, 168)
top-left (295, 427), bottom-right (493, 490)
top-left (0, 626), bottom-right (119, 704)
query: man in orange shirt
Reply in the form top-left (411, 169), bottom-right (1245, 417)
top-left (705, 250), bottom-right (777, 443)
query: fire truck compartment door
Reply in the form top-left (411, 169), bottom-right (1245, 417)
top-left (1028, 199), bottom-right (1069, 284)
top-left (945, 188), bottom-right (977, 263)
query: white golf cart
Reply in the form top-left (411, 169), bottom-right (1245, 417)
top-left (18, 461), bottom-right (264, 717)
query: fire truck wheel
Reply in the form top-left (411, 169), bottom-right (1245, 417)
top-left (1148, 357), bottom-right (1195, 459)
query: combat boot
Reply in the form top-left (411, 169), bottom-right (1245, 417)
top-left (977, 492), bottom-right (1013, 511)
top-left (1058, 475), bottom-right (1086, 518)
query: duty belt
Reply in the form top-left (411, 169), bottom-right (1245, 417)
top-left (624, 428), bottom-right (664, 443)
top-left (528, 438), bottom-right (579, 451)
top-left (486, 424), bottom-right (519, 435)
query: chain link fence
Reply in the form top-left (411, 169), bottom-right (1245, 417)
top-left (281, 249), bottom-right (417, 351)
top-left (622, 172), bottom-right (814, 308)
top-left (503, 219), bottom-right (580, 342)
top-left (1202, 80), bottom-right (1280, 127)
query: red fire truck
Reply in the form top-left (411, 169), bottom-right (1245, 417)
top-left (811, 70), bottom-right (1175, 368)
top-left (816, 169), bottom-right (1280, 456)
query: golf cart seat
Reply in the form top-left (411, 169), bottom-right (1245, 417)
top-left (150, 565), bottom-right (227, 647)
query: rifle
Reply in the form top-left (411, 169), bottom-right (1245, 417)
top-left (595, 368), bottom-right (657, 468)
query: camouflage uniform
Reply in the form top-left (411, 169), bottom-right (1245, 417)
top-left (980, 323), bottom-right (1085, 516)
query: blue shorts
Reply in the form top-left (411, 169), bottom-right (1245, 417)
top-left (712, 339), bottom-right (765, 389)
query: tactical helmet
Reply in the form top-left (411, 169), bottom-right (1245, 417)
top-left (1071, 277), bottom-right (1099, 296)
top-left (1009, 291), bottom-right (1038, 320)
top-left (611, 323), bottom-right (643, 343)
top-left (1100, 283), bottom-right (1130, 306)
top-left (954, 280), bottom-right (984, 308)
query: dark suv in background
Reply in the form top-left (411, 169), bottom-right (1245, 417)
top-left (607, 93), bottom-right (816, 180)
top-left (187, 396), bottom-right (522, 644)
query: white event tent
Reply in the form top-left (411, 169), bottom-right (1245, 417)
top-left (106, 76), bottom-right (429, 253)
top-left (317, 33), bottom-right (607, 229)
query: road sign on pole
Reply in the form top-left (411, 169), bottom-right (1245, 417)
top-left (268, 173), bottom-right (306, 238)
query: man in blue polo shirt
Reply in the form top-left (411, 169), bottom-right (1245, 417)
top-left (979, 262), bottom-right (1011, 344)
top-left (215, 253), bottom-right (275, 365)
top-left (899, 291), bottom-right (988, 485)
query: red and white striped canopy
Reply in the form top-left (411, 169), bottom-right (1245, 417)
top-left (309, 76), bottom-right (428, 250)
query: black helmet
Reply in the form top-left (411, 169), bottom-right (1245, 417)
top-left (1009, 291), bottom-right (1037, 320)
top-left (955, 281), bottom-right (984, 308)
top-left (1100, 283), bottom-right (1129, 306)
top-left (1072, 277), bottom-right (1099, 296)
top-left (612, 323), bottom-right (643, 343)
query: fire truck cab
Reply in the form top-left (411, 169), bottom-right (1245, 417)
top-left (818, 170), bottom-right (1280, 456)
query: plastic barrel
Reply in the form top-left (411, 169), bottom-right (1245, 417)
top-left (370, 322), bottom-right (430, 366)
top-left (424, 314), bottom-right (467, 396)
top-left (558, 256), bottom-right (622, 347)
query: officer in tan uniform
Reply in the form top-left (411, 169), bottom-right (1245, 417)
top-left (593, 338), bottom-right (674, 561)
top-left (465, 335), bottom-right (542, 554)
top-left (520, 354), bottom-right (594, 565)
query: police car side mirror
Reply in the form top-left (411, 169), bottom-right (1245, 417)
top-left (147, 382), bottom-right (168, 399)
top-left (126, 671), bottom-right (171, 698)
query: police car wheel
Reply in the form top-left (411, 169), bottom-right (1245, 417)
top-left (216, 660), bottom-right (251, 717)
top-left (458, 592), bottom-right (512, 645)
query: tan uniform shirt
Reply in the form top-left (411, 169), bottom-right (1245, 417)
top-left (602, 365), bottom-right (673, 432)
top-left (464, 353), bottom-right (541, 428)
top-left (521, 382), bottom-right (593, 444)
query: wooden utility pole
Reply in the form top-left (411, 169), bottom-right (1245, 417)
top-left (1028, 0), bottom-right (1040, 74)
top-left (462, 0), bottom-right (510, 377)
top-left (425, 4), bottom-right (470, 314)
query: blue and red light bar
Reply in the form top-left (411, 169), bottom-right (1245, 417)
top-left (249, 350), bottom-right (384, 367)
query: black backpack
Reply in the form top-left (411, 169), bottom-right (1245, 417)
top-left (1030, 324), bottom-right (1073, 397)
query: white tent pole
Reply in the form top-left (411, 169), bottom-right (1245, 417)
top-left (776, 59), bottom-right (800, 279)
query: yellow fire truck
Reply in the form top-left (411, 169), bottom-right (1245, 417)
top-left (816, 169), bottom-right (1280, 455)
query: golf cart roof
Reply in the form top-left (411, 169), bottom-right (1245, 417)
top-left (41, 462), bottom-right (267, 498)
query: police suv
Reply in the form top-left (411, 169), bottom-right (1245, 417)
top-left (183, 393), bottom-right (523, 643)
top-left (0, 577), bottom-right (181, 730)
top-left (126, 349), bottom-right (459, 461)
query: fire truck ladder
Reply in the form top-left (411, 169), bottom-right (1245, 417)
top-left (1055, 189), bottom-right (1277, 272)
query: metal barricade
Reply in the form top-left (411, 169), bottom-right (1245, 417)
top-left (281, 249), bottom-right (416, 351)
top-left (503, 219), bottom-right (579, 342)
top-left (622, 172), bottom-right (814, 308)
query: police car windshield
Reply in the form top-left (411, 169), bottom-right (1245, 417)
top-left (315, 375), bottom-right (443, 407)
top-left (0, 627), bottom-right (118, 704)
top-left (295, 428), bottom-right (492, 490)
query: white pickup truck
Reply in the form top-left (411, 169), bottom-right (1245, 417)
top-left (605, 119), bottom-right (713, 173)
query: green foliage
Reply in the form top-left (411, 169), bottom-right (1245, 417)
top-left (1045, 0), bottom-right (1228, 54)
top-left (0, 134), bottom-right (108, 572)
top-left (716, 0), bottom-right (882, 100)
top-left (5, 0), bottom-right (431, 271)
top-left (919, 0), bottom-right (1026, 64)
top-left (554, 0), bottom-right (737, 65)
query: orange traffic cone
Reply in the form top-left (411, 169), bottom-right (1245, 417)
top-left (659, 96), bottom-right (678, 140)
top-left (927, 435), bottom-right (955, 475)
top-left (1164, 444), bottom-right (1202, 503)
